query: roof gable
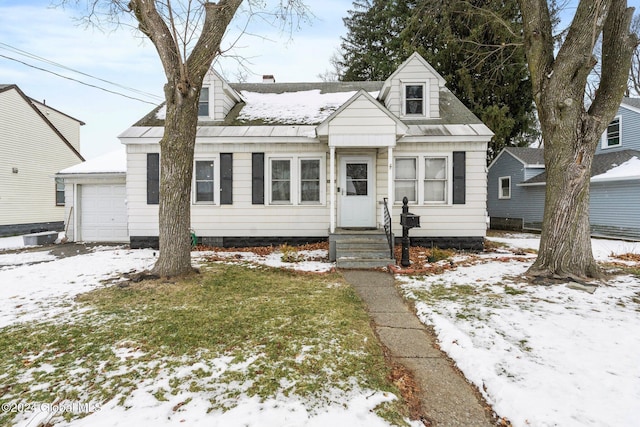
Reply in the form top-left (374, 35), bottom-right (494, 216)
top-left (316, 89), bottom-right (408, 137)
top-left (383, 52), bottom-right (446, 90)
top-left (0, 84), bottom-right (84, 161)
top-left (489, 147), bottom-right (544, 169)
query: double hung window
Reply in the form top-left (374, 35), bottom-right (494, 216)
top-left (195, 160), bottom-right (214, 203)
top-left (393, 155), bottom-right (450, 204)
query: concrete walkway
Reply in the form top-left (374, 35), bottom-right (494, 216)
top-left (341, 270), bottom-right (495, 427)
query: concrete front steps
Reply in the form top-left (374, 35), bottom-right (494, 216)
top-left (329, 229), bottom-right (395, 269)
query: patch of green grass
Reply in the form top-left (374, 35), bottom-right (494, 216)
top-left (0, 264), bottom-right (410, 425)
top-left (504, 285), bottom-right (527, 295)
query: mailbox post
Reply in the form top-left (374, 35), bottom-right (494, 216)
top-left (400, 196), bottom-right (420, 267)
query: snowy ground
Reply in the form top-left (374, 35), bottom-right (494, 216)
top-left (1, 233), bottom-right (639, 426)
top-left (398, 233), bottom-right (640, 427)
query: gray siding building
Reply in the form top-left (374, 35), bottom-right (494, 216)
top-left (488, 98), bottom-right (640, 240)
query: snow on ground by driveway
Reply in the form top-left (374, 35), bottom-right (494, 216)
top-left (398, 234), bottom-right (640, 427)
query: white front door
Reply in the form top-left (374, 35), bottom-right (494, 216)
top-left (339, 156), bottom-right (375, 227)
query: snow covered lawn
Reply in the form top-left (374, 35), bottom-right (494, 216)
top-left (398, 233), bottom-right (640, 427)
top-left (2, 233), bottom-right (640, 426)
top-left (0, 241), bottom-right (411, 427)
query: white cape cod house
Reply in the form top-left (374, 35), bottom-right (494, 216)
top-left (119, 53), bottom-right (493, 266)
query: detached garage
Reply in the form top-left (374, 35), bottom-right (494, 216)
top-left (56, 148), bottom-right (128, 243)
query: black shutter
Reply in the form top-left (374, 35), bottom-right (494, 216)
top-left (452, 151), bottom-right (466, 205)
top-left (220, 153), bottom-right (233, 205)
top-left (252, 153), bottom-right (265, 205)
top-left (147, 153), bottom-right (159, 205)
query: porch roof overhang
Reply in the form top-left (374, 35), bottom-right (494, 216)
top-left (316, 90), bottom-right (408, 147)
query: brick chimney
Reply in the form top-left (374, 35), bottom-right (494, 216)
top-left (262, 74), bottom-right (275, 83)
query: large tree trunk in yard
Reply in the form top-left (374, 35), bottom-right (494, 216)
top-left (128, 0), bottom-right (243, 277)
top-left (528, 113), bottom-right (601, 280)
top-left (519, 0), bottom-right (637, 282)
top-left (151, 84), bottom-right (200, 277)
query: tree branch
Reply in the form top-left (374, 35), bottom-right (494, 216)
top-left (587, 1), bottom-right (637, 129)
top-left (518, 0), bottom-right (555, 101)
top-left (128, 0), bottom-right (181, 82)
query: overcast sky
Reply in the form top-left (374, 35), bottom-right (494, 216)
top-left (0, 0), bottom-right (353, 159)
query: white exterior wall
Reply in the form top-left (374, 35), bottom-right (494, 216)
top-left (202, 71), bottom-right (239, 122)
top-left (61, 175), bottom-right (126, 241)
top-left (126, 142), bottom-right (332, 238)
top-left (382, 56), bottom-right (440, 119)
top-left (32, 101), bottom-right (82, 152)
top-left (389, 141), bottom-right (487, 238)
top-left (126, 139), bottom-right (487, 239)
top-left (0, 88), bottom-right (83, 227)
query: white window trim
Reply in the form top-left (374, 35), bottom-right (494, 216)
top-left (266, 154), bottom-right (326, 206)
top-left (601, 115), bottom-right (622, 149)
top-left (394, 157), bottom-right (418, 203)
top-left (498, 176), bottom-right (511, 199)
top-left (392, 153), bottom-right (452, 205)
top-left (298, 157), bottom-right (326, 205)
top-left (269, 157), bottom-right (293, 205)
top-left (401, 81), bottom-right (429, 118)
top-left (198, 85), bottom-right (214, 119)
top-left (192, 156), bottom-right (219, 205)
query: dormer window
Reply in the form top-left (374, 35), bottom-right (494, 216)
top-left (402, 82), bottom-right (427, 117)
top-left (198, 87), bottom-right (210, 117)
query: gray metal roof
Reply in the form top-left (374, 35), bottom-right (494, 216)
top-left (522, 149), bottom-right (640, 184)
top-left (133, 82), bottom-right (484, 128)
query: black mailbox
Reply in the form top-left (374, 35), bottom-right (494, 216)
top-left (400, 213), bottom-right (421, 229)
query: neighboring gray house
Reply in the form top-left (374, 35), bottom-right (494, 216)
top-left (488, 97), bottom-right (640, 240)
top-left (118, 53), bottom-right (494, 265)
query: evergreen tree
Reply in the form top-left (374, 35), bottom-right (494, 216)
top-left (339, 0), bottom-right (538, 159)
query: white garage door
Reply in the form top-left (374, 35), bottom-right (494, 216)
top-left (80, 184), bottom-right (128, 242)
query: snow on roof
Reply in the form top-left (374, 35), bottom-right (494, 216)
top-left (236, 89), bottom-right (353, 124)
top-left (237, 90), bottom-right (379, 125)
top-left (58, 147), bottom-right (126, 174)
top-left (591, 156), bottom-right (640, 182)
top-left (153, 90), bottom-right (381, 125)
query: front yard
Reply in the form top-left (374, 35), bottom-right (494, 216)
top-left (1, 233), bottom-right (640, 426)
top-left (0, 255), bottom-right (411, 427)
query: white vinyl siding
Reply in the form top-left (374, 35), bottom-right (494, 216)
top-left (32, 100), bottom-right (82, 152)
top-left (0, 87), bottom-right (82, 227)
top-left (389, 142), bottom-right (487, 238)
top-left (126, 146), bottom-right (331, 238)
top-left (381, 56), bottom-right (440, 119)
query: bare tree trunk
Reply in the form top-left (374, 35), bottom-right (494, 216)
top-left (129, 0), bottom-right (243, 277)
top-left (519, 0), bottom-right (637, 282)
top-left (151, 83), bottom-right (199, 276)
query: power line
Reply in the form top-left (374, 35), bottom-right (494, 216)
top-left (0, 53), bottom-right (161, 105)
top-left (0, 42), bottom-right (164, 102)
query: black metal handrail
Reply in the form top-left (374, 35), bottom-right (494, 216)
top-left (383, 197), bottom-right (394, 258)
